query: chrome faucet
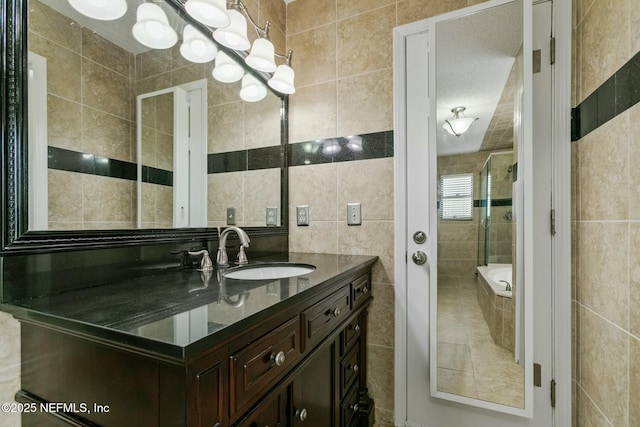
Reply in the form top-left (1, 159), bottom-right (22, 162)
top-left (500, 280), bottom-right (512, 292)
top-left (188, 249), bottom-right (214, 272)
top-left (216, 226), bottom-right (250, 267)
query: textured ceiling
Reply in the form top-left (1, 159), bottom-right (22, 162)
top-left (436, 0), bottom-right (522, 156)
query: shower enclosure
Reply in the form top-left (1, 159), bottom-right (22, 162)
top-left (478, 151), bottom-right (514, 266)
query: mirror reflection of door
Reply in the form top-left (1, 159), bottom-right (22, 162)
top-left (434, 0), bottom-right (525, 409)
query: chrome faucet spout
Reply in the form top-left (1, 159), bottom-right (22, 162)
top-left (216, 226), bottom-right (251, 267)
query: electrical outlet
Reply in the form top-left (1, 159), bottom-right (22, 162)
top-left (347, 203), bottom-right (361, 225)
top-left (297, 205), bottom-right (309, 226)
top-left (266, 207), bottom-right (278, 226)
top-left (226, 207), bottom-right (236, 225)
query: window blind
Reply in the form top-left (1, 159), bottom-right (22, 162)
top-left (440, 173), bottom-right (473, 220)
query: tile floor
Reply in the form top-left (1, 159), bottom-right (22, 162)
top-left (436, 275), bottom-right (525, 408)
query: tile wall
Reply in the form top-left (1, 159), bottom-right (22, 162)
top-left (572, 0), bottom-right (640, 425)
top-left (285, 1), bottom-right (488, 425)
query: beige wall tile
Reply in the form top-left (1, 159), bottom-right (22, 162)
top-left (367, 344), bottom-right (395, 411)
top-left (632, 0), bottom-right (640, 56)
top-left (139, 49), bottom-right (173, 80)
top-left (630, 224), bottom-right (640, 337)
top-left (630, 336), bottom-right (640, 426)
top-left (208, 102), bottom-right (244, 153)
top-left (289, 81), bottom-right (338, 143)
top-left (83, 107), bottom-right (131, 162)
top-left (288, 221), bottom-right (338, 253)
top-left (578, 305), bottom-right (628, 426)
top-left (337, 0), bottom-right (395, 20)
top-left (48, 170), bottom-right (83, 222)
top-left (580, 0), bottom-right (629, 98)
top-left (29, 0), bottom-right (81, 53)
top-left (629, 103), bottom-right (640, 221)
top-left (82, 28), bottom-right (130, 78)
top-left (208, 172), bottom-right (244, 224)
top-left (29, 33), bottom-right (82, 103)
top-left (575, 384), bottom-right (613, 426)
top-left (260, 0), bottom-right (286, 38)
top-left (337, 5), bottom-right (395, 78)
top-left (337, 158), bottom-right (394, 221)
top-left (578, 111), bottom-right (629, 221)
top-left (367, 283), bottom-right (395, 348)
top-left (337, 221), bottom-right (394, 284)
top-left (137, 73), bottom-right (172, 95)
top-left (337, 69), bottom-right (393, 136)
top-left (289, 164), bottom-right (338, 221)
top-left (244, 169), bottom-right (281, 225)
top-left (207, 74), bottom-right (243, 106)
top-left (47, 95), bottom-right (82, 151)
top-left (397, 0), bottom-right (468, 26)
top-left (171, 64), bottom-right (207, 87)
top-left (244, 94), bottom-right (282, 149)
top-left (576, 221), bottom-right (629, 329)
top-left (287, 24), bottom-right (337, 87)
top-left (82, 59), bottom-right (131, 120)
top-left (82, 175), bottom-right (133, 223)
top-left (287, 0), bottom-right (336, 35)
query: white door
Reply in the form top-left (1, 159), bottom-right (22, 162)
top-left (394, 1), bottom-right (560, 426)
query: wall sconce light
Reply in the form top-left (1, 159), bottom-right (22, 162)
top-left (267, 50), bottom-right (295, 94)
top-left (212, 8), bottom-right (251, 50)
top-left (68, 0), bottom-right (127, 21)
top-left (212, 50), bottom-right (244, 82)
top-left (132, 3), bottom-right (178, 49)
top-left (239, 74), bottom-right (267, 102)
top-left (322, 140), bottom-right (341, 155)
top-left (184, 0), bottom-right (230, 28)
top-left (443, 106), bottom-right (478, 137)
top-left (180, 25), bottom-right (218, 63)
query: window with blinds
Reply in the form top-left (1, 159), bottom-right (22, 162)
top-left (439, 173), bottom-right (473, 220)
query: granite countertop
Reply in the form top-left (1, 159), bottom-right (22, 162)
top-left (2, 253), bottom-right (377, 362)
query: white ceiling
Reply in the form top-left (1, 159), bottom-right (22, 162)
top-left (435, 1), bottom-right (522, 156)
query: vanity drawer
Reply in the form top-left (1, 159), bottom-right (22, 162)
top-left (341, 313), bottom-right (362, 356)
top-left (341, 382), bottom-right (360, 427)
top-left (340, 342), bottom-right (360, 398)
top-left (351, 274), bottom-right (370, 309)
top-left (230, 317), bottom-right (300, 419)
top-left (301, 285), bottom-right (351, 352)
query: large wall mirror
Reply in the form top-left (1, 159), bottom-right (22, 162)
top-left (2, 0), bottom-right (287, 252)
top-left (429, 0), bottom-right (533, 415)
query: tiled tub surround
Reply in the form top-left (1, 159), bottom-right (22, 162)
top-left (477, 265), bottom-right (515, 353)
top-left (573, 0), bottom-right (640, 425)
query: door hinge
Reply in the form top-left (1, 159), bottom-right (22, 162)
top-left (550, 379), bottom-right (557, 408)
top-left (405, 251), bottom-right (408, 264)
top-left (550, 209), bottom-right (556, 235)
top-left (550, 37), bottom-right (556, 65)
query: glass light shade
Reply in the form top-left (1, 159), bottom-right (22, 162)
top-left (239, 74), bottom-right (267, 102)
top-left (180, 25), bottom-right (218, 63)
top-left (68, 0), bottom-right (127, 20)
top-left (184, 0), bottom-right (230, 28)
top-left (442, 107), bottom-right (478, 136)
top-left (132, 3), bottom-right (178, 50)
top-left (213, 9), bottom-right (251, 51)
top-left (245, 38), bottom-right (276, 72)
top-left (212, 51), bottom-right (244, 83)
top-left (268, 64), bottom-right (295, 94)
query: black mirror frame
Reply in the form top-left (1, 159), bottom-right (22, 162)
top-left (1, 0), bottom-right (289, 255)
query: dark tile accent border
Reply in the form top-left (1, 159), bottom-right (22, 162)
top-left (48, 147), bottom-right (173, 187)
top-left (207, 145), bottom-right (283, 174)
top-left (572, 51), bottom-right (640, 141)
top-left (475, 198), bottom-right (513, 208)
top-left (288, 131), bottom-right (394, 167)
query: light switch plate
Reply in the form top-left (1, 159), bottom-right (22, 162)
top-left (266, 207), bottom-right (278, 226)
top-left (226, 207), bottom-right (236, 225)
top-left (297, 205), bottom-right (309, 226)
top-left (347, 203), bottom-right (361, 225)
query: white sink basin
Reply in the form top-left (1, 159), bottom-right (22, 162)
top-left (223, 263), bottom-right (316, 280)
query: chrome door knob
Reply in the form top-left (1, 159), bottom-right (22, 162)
top-left (412, 251), bottom-right (427, 265)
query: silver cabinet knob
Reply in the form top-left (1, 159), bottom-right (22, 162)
top-left (296, 408), bottom-right (308, 421)
top-left (271, 351), bottom-right (286, 366)
top-left (349, 364), bottom-right (359, 373)
top-left (362, 286), bottom-right (368, 294)
top-left (350, 403), bottom-right (359, 412)
top-left (332, 307), bottom-right (341, 317)
top-left (412, 251), bottom-right (427, 265)
top-left (354, 324), bottom-right (360, 333)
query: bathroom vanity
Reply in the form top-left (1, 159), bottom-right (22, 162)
top-left (3, 253), bottom-right (376, 427)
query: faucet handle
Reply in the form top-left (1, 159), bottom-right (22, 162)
top-left (188, 249), bottom-right (214, 272)
top-left (236, 246), bottom-right (249, 265)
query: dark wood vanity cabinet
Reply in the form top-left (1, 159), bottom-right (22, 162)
top-left (16, 270), bottom-right (374, 427)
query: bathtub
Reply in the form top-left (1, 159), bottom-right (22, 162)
top-left (477, 264), bottom-right (512, 298)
